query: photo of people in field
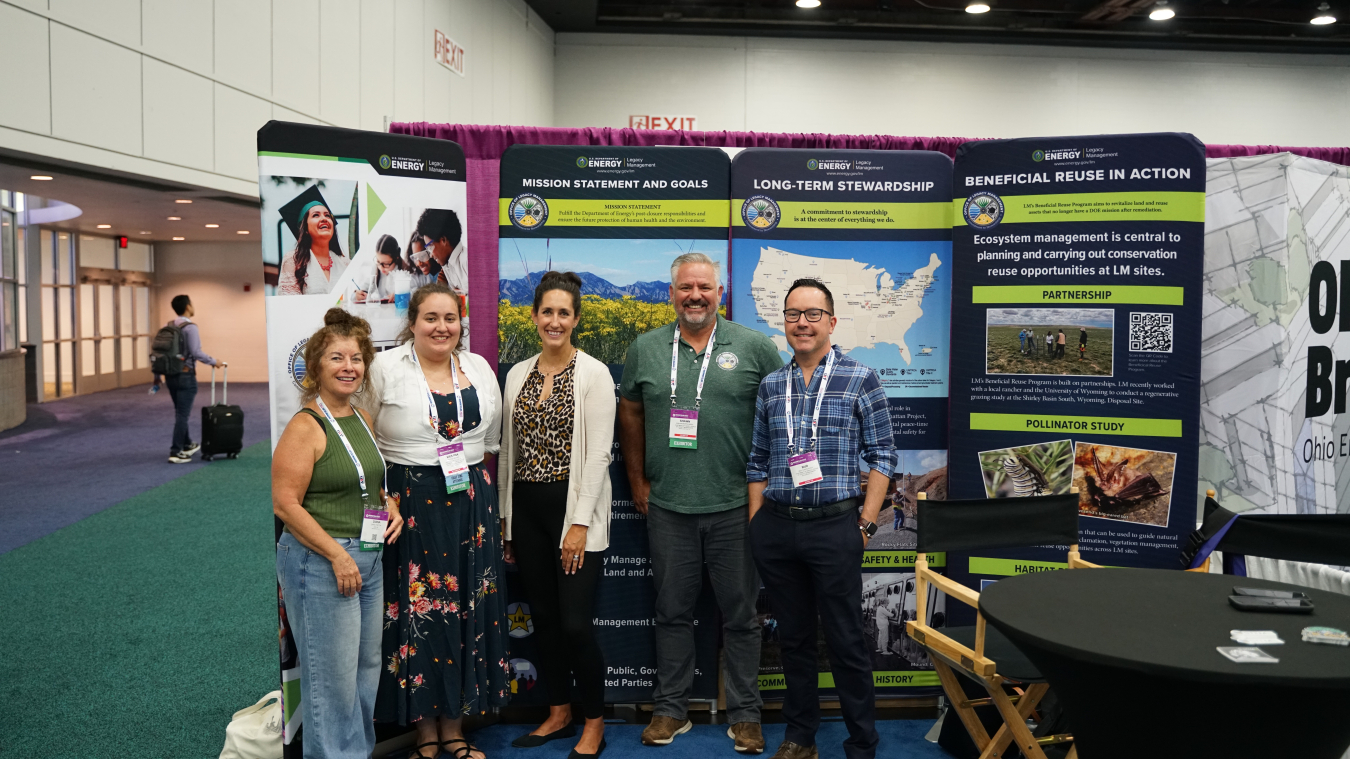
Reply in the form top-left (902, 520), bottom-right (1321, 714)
top-left (985, 307), bottom-right (1114, 376)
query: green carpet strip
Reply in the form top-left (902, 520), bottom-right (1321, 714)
top-left (0, 441), bottom-right (276, 759)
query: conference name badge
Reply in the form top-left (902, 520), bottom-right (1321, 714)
top-left (360, 509), bottom-right (389, 551)
top-left (789, 452), bottom-right (824, 487)
top-left (669, 409), bottom-right (698, 449)
top-left (437, 441), bottom-right (471, 493)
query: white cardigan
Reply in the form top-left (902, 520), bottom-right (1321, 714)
top-left (361, 342), bottom-right (502, 466)
top-left (499, 350), bottom-right (616, 552)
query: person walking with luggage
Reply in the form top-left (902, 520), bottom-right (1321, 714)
top-left (499, 272), bottom-right (616, 759)
top-left (360, 284), bottom-right (509, 759)
top-left (152, 295), bottom-right (224, 464)
top-left (746, 278), bottom-right (897, 759)
top-left (272, 308), bottom-right (402, 759)
top-left (618, 253), bottom-right (782, 753)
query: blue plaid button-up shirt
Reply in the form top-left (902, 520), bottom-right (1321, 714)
top-left (746, 346), bottom-right (898, 507)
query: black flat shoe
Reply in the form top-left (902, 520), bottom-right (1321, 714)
top-left (411, 741), bottom-right (441, 759)
top-left (511, 724), bottom-right (577, 748)
top-left (568, 738), bottom-right (606, 759)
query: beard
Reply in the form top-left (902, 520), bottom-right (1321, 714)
top-left (677, 303), bottom-right (713, 327)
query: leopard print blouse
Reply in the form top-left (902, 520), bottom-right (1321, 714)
top-left (512, 354), bottom-right (576, 482)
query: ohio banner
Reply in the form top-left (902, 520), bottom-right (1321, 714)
top-left (256, 121), bottom-right (467, 753)
top-left (728, 148), bottom-right (953, 697)
top-left (498, 145), bottom-right (730, 703)
top-left (948, 134), bottom-right (1205, 599)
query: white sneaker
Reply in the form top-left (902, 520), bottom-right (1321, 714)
top-left (180, 442), bottom-right (201, 457)
top-left (168, 452), bottom-right (193, 464)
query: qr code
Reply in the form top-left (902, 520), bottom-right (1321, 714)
top-left (1129, 312), bottom-right (1173, 353)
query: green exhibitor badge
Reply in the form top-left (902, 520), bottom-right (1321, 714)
top-left (969, 413), bottom-right (1182, 437)
top-left (972, 285), bottom-right (1183, 305)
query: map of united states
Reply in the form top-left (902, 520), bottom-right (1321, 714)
top-left (750, 246), bottom-right (942, 362)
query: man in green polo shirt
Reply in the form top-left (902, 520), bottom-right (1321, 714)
top-left (620, 252), bottom-right (783, 754)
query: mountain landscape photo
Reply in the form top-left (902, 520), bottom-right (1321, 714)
top-left (498, 270), bottom-right (670, 305)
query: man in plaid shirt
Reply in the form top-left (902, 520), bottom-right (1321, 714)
top-left (746, 278), bottom-right (897, 759)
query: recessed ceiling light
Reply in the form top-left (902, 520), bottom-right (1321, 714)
top-left (966, 2), bottom-right (991, 12)
top-left (1149, 2), bottom-right (1175, 20)
top-left (205, 223), bottom-right (220, 228)
top-left (796, 0), bottom-right (821, 7)
top-left (139, 231), bottom-right (152, 235)
top-left (175, 199), bottom-right (193, 204)
top-left (172, 236), bottom-right (185, 241)
top-left (96, 224), bottom-right (111, 229)
top-left (167, 216), bottom-right (181, 221)
top-left (30, 175), bottom-right (53, 181)
top-left (1312, 2), bottom-right (1336, 23)
top-left (237, 230), bottom-right (250, 235)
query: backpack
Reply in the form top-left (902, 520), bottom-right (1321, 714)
top-left (150, 322), bottom-right (187, 375)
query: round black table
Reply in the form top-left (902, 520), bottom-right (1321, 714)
top-left (979, 568), bottom-right (1350, 759)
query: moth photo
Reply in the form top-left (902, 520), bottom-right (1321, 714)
top-left (978, 439), bottom-right (1074, 498)
top-left (1072, 443), bottom-right (1176, 527)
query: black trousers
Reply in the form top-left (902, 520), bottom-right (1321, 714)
top-left (750, 506), bottom-right (877, 759)
top-left (511, 479), bottom-right (606, 719)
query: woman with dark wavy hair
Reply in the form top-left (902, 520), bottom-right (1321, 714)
top-left (279, 201), bottom-right (349, 295)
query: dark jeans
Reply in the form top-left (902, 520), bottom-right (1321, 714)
top-left (511, 480), bottom-right (606, 719)
top-left (648, 503), bottom-right (763, 724)
top-left (164, 372), bottom-right (197, 455)
top-left (750, 506), bottom-right (877, 759)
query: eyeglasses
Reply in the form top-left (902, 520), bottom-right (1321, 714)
top-left (783, 308), bottom-right (832, 323)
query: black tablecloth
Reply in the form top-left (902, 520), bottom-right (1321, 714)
top-left (979, 568), bottom-right (1350, 759)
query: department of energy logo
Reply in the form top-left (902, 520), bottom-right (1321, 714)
top-left (379, 154), bottom-right (391, 169)
top-left (807, 159), bottom-right (819, 170)
top-left (506, 602), bottom-right (534, 638)
top-left (963, 191), bottom-right (1004, 229)
top-left (576, 156), bottom-right (588, 168)
top-left (742, 195), bottom-right (780, 231)
top-left (717, 352), bottom-right (739, 370)
top-left (509, 193), bottom-right (548, 230)
top-left (1032, 150), bottom-right (1045, 162)
top-left (288, 338), bottom-right (309, 389)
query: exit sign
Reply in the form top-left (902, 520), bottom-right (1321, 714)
top-left (434, 30), bottom-right (465, 77)
top-left (630, 115), bottom-right (698, 131)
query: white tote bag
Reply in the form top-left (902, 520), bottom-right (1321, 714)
top-left (219, 690), bottom-right (284, 759)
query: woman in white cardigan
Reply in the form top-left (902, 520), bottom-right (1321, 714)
top-left (499, 272), bottom-right (615, 759)
top-left (360, 284), bottom-right (509, 759)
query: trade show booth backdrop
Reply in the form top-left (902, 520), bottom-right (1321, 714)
top-left (258, 120), bottom-right (1350, 751)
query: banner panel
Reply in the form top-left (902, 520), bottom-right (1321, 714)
top-left (728, 148), bottom-right (953, 698)
top-left (258, 121), bottom-right (468, 751)
top-left (498, 145), bottom-right (731, 703)
top-left (948, 134), bottom-right (1205, 600)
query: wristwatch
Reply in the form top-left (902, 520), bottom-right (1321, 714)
top-left (858, 519), bottom-right (878, 538)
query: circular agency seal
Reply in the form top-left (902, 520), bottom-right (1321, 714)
top-left (379, 154), bottom-right (391, 169)
top-left (287, 338), bottom-right (309, 389)
top-left (963, 191), bottom-right (1004, 229)
top-left (742, 195), bottom-right (781, 232)
top-left (509, 193), bottom-right (548, 230)
top-left (716, 351), bottom-right (739, 370)
top-left (806, 158), bottom-right (819, 170)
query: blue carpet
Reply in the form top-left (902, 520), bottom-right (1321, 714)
top-left (0, 381), bottom-right (270, 553)
top-left (433, 721), bottom-right (950, 759)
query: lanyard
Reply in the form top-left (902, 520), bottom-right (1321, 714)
top-left (316, 396), bottom-right (385, 504)
top-left (670, 323), bottom-right (717, 408)
top-left (410, 347), bottom-right (464, 441)
top-left (784, 348), bottom-right (837, 453)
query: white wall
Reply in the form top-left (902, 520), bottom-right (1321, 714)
top-left (554, 34), bottom-right (1350, 148)
top-left (0, 0), bottom-right (555, 198)
top-left (155, 242), bottom-right (268, 382)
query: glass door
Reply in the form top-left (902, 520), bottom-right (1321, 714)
top-left (40, 230), bottom-right (76, 398)
top-left (77, 235), bottom-right (155, 392)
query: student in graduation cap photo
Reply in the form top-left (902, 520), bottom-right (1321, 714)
top-left (278, 185), bottom-right (349, 296)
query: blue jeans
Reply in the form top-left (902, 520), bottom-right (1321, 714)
top-left (164, 372), bottom-right (197, 454)
top-left (277, 533), bottom-right (383, 759)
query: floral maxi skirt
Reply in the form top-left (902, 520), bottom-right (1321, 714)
top-left (375, 463), bottom-right (511, 724)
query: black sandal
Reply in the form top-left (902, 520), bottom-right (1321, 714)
top-left (441, 737), bottom-right (480, 759)
top-left (412, 741), bottom-right (442, 759)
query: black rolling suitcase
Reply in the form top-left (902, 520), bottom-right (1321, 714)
top-left (201, 365), bottom-right (244, 460)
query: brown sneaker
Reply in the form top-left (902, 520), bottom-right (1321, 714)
top-left (642, 716), bottom-right (693, 746)
top-left (769, 741), bottom-right (817, 759)
top-left (728, 722), bottom-right (765, 754)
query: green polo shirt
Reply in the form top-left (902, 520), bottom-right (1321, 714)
top-left (620, 315), bottom-right (784, 514)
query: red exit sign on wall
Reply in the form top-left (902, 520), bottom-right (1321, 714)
top-left (631, 115), bottom-right (697, 131)
top-left (434, 30), bottom-right (465, 77)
